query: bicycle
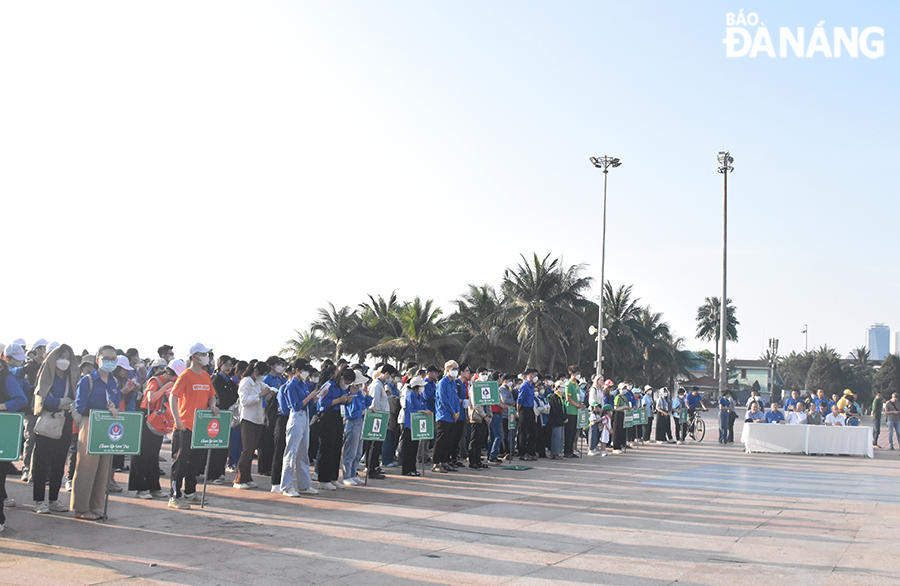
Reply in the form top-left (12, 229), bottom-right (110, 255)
top-left (688, 410), bottom-right (706, 442)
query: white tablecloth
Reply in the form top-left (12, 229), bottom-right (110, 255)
top-left (742, 423), bottom-right (873, 458)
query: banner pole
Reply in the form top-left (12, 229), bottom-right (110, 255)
top-left (201, 449), bottom-right (211, 508)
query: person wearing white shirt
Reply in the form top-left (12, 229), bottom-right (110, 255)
top-left (825, 404), bottom-right (846, 426)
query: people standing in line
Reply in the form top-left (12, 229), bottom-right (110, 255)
top-left (234, 360), bottom-right (273, 491)
top-left (316, 366), bottom-right (356, 490)
top-left (279, 360), bottom-right (319, 497)
top-left (341, 370), bottom-right (371, 486)
top-left (401, 376), bottom-right (430, 476)
top-left (871, 391), bottom-right (883, 448)
top-left (548, 381), bottom-right (567, 459)
top-left (367, 365), bottom-right (397, 477)
top-left (30, 344), bottom-right (78, 514)
top-left (885, 393), bottom-right (900, 450)
top-left (168, 344), bottom-right (218, 509)
top-left (466, 374), bottom-right (492, 469)
top-left (498, 373), bottom-right (516, 460)
top-left (516, 369), bottom-right (539, 461)
top-left (71, 346), bottom-right (121, 520)
top-left (671, 388), bottom-right (687, 444)
top-left (655, 388), bottom-right (673, 443)
top-left (129, 361), bottom-right (181, 499)
top-left (432, 361), bottom-right (460, 473)
top-left (563, 366), bottom-right (584, 459)
top-left (209, 356), bottom-right (238, 484)
top-left (259, 356), bottom-right (287, 478)
top-left (1, 355), bottom-right (28, 531)
top-left (641, 386), bottom-right (655, 442)
top-left (450, 364), bottom-right (472, 466)
top-left (718, 390), bottom-right (734, 444)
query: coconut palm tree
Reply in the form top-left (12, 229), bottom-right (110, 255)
top-left (695, 296), bottom-right (739, 378)
top-left (449, 284), bottom-right (517, 369)
top-left (367, 297), bottom-right (460, 364)
top-left (600, 282), bottom-right (643, 382)
top-left (358, 292), bottom-right (404, 364)
top-left (280, 330), bottom-right (333, 362)
top-left (634, 307), bottom-right (690, 387)
top-left (498, 253), bottom-right (592, 374)
top-left (310, 302), bottom-right (363, 362)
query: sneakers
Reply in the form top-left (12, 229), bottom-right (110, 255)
top-left (21, 470), bottom-right (30, 483)
top-left (282, 489), bottom-right (300, 497)
top-left (150, 490), bottom-right (166, 499)
top-left (233, 483), bottom-right (252, 490)
top-left (167, 498), bottom-right (191, 510)
top-left (246, 481), bottom-right (259, 489)
top-left (319, 482), bottom-right (337, 491)
top-left (34, 501), bottom-right (50, 514)
top-left (588, 450), bottom-right (598, 456)
top-left (298, 487), bottom-right (319, 494)
top-left (135, 491), bottom-right (153, 500)
top-left (676, 441), bottom-right (684, 445)
top-left (344, 477), bottom-right (358, 486)
top-left (108, 480), bottom-right (123, 493)
top-left (310, 472), bottom-right (318, 481)
top-left (182, 492), bottom-right (202, 503)
top-left (64, 479), bottom-right (73, 492)
top-left (599, 451), bottom-right (609, 457)
top-left (212, 476), bottom-right (228, 485)
top-left (270, 485), bottom-right (282, 493)
top-left (4, 498), bottom-right (15, 508)
top-left (48, 500), bottom-right (69, 512)
top-left (384, 462), bottom-right (398, 468)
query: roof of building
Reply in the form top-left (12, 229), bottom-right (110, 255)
top-left (731, 359), bottom-right (768, 368)
top-left (681, 376), bottom-right (719, 389)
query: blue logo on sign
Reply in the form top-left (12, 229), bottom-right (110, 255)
top-left (108, 423), bottom-right (124, 442)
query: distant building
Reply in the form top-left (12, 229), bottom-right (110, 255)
top-left (896, 330), bottom-right (900, 356)
top-left (868, 324), bottom-right (890, 360)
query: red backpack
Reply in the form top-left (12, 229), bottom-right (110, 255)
top-left (143, 376), bottom-right (175, 436)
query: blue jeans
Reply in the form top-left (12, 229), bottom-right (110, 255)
top-left (281, 410), bottom-right (311, 491)
top-left (590, 424), bottom-right (601, 450)
top-left (550, 425), bottom-right (564, 455)
top-left (718, 410), bottom-right (729, 443)
top-left (228, 426), bottom-right (242, 468)
top-left (342, 418), bottom-right (364, 480)
top-left (382, 429), bottom-right (398, 465)
top-left (889, 421), bottom-right (900, 448)
top-left (489, 415), bottom-right (504, 460)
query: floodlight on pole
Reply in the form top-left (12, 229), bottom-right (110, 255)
top-left (589, 155), bottom-right (621, 378)
top-left (717, 150), bottom-right (733, 398)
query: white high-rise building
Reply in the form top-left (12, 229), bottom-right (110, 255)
top-left (895, 331), bottom-right (900, 356)
top-left (867, 324), bottom-right (890, 360)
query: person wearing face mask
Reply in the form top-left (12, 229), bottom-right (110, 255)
top-left (168, 343), bottom-right (219, 509)
top-left (29, 344), bottom-right (78, 514)
top-left (71, 345), bottom-right (122, 520)
top-left (611, 383), bottom-right (628, 453)
top-left (342, 370), bottom-right (372, 485)
top-left (1, 356), bottom-right (28, 528)
top-left (157, 344), bottom-right (175, 364)
top-left (129, 362), bottom-right (181, 499)
top-left (316, 366), bottom-right (357, 490)
top-left (209, 356), bottom-right (238, 484)
top-left (258, 356), bottom-right (287, 480)
top-left (432, 361), bottom-right (461, 473)
top-left (381, 370), bottom-right (402, 470)
top-left (367, 365), bottom-right (397, 478)
top-left (486, 371), bottom-right (504, 464)
top-left (278, 360), bottom-right (319, 496)
top-left (467, 368), bottom-right (492, 469)
top-left (17, 339), bottom-right (47, 484)
top-left (232, 360), bottom-right (273, 491)
top-left (451, 364), bottom-right (473, 467)
top-left (563, 366), bottom-right (584, 459)
top-left (517, 369), bottom-right (539, 461)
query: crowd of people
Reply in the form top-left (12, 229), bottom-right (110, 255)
top-left (741, 387), bottom-right (879, 439)
top-left (0, 338), bottom-right (883, 534)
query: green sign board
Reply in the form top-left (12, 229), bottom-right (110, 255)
top-left (0, 412), bottom-right (24, 462)
top-left (472, 381), bottom-right (500, 406)
top-left (576, 408), bottom-right (589, 429)
top-left (624, 409), bottom-right (634, 428)
top-left (87, 411), bottom-right (143, 455)
top-left (410, 412), bottom-right (434, 441)
top-left (678, 408), bottom-right (688, 421)
top-left (507, 407), bottom-right (516, 429)
top-left (362, 410), bottom-right (389, 441)
top-left (191, 410), bottom-right (233, 449)
top-left (637, 409), bottom-right (647, 425)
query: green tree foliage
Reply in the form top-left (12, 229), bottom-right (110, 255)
top-left (695, 296), bottom-right (739, 378)
top-left (778, 351), bottom-right (814, 391)
top-left (873, 354), bottom-right (900, 398)
top-left (805, 346), bottom-right (843, 396)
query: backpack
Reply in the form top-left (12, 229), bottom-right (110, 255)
top-left (144, 376), bottom-right (175, 436)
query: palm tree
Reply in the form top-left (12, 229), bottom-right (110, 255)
top-left (449, 284), bottom-right (517, 369)
top-left (695, 296), bottom-right (739, 378)
top-left (850, 346), bottom-right (870, 367)
top-left (310, 302), bottom-right (362, 361)
top-left (600, 282), bottom-right (643, 382)
top-left (367, 297), bottom-right (460, 364)
top-left (498, 253), bottom-right (592, 374)
top-left (280, 330), bottom-right (333, 362)
top-left (358, 292), bottom-right (404, 364)
top-left (634, 307), bottom-right (690, 387)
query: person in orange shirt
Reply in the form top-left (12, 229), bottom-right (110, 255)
top-left (168, 343), bottom-right (219, 510)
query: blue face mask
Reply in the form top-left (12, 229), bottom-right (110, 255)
top-left (99, 359), bottom-right (117, 373)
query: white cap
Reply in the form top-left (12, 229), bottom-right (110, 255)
top-left (188, 342), bottom-right (211, 356)
top-left (644, 385), bottom-right (653, 391)
top-left (150, 357), bottom-right (167, 368)
top-left (12, 338), bottom-right (26, 349)
top-left (168, 359), bottom-right (187, 377)
top-left (408, 376), bottom-right (426, 388)
top-left (47, 341), bottom-right (60, 352)
top-left (5, 344), bottom-right (27, 362)
top-left (353, 371), bottom-right (368, 386)
top-left (116, 356), bottom-right (134, 371)
top-left (31, 338), bottom-right (48, 351)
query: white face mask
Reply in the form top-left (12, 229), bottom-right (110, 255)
top-left (450, 369), bottom-right (459, 378)
top-left (339, 382), bottom-right (350, 391)
top-left (299, 371), bottom-right (310, 381)
top-left (197, 354), bottom-right (210, 367)
top-left (55, 358), bottom-right (70, 371)
top-left (275, 365), bottom-right (285, 375)
top-left (479, 374), bottom-right (488, 382)
top-left (311, 376), bottom-right (319, 384)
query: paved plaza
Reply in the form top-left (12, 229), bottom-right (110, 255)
top-left (2, 415), bottom-right (900, 586)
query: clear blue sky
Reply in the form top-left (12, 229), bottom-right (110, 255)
top-left (0, 1), bottom-right (896, 362)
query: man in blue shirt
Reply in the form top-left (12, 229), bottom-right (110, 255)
top-left (517, 369), bottom-right (539, 461)
top-left (432, 361), bottom-right (460, 473)
top-left (279, 360), bottom-right (318, 497)
top-left (783, 390), bottom-right (801, 412)
top-left (671, 389), bottom-right (687, 444)
top-left (765, 402), bottom-right (785, 424)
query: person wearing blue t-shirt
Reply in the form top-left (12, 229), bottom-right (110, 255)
top-left (765, 403), bottom-right (785, 424)
top-left (279, 360), bottom-right (319, 497)
top-left (718, 391), bottom-right (734, 443)
top-left (745, 402), bottom-right (765, 423)
top-left (432, 361), bottom-right (461, 473)
top-left (516, 369), bottom-right (539, 461)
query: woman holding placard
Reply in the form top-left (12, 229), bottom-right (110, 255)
top-left (401, 376), bottom-right (430, 476)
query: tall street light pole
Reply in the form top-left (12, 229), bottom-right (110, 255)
top-left (590, 155), bottom-right (621, 378)
top-left (717, 151), bottom-right (733, 399)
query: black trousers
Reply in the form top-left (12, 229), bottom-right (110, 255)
top-left (32, 419), bottom-right (73, 503)
top-left (433, 420), bottom-right (455, 465)
top-left (256, 419), bottom-right (275, 475)
top-left (517, 406), bottom-right (536, 457)
top-left (727, 411), bottom-right (737, 443)
top-left (308, 413), bottom-right (322, 464)
top-left (674, 417), bottom-right (687, 441)
top-left (642, 418), bottom-right (653, 441)
top-left (317, 410), bottom-right (343, 483)
top-left (468, 421), bottom-right (488, 465)
top-left (401, 427), bottom-right (418, 474)
top-left (563, 416), bottom-right (577, 455)
top-left (612, 411), bottom-right (626, 449)
top-left (271, 414), bottom-right (288, 486)
top-left (236, 420), bottom-right (263, 485)
top-left (171, 429), bottom-right (200, 498)
top-left (655, 414), bottom-right (671, 441)
top-left (128, 427), bottom-right (163, 492)
top-left (367, 440), bottom-right (383, 471)
top-left (450, 420), bottom-right (465, 461)
top-left (208, 446), bottom-right (228, 482)
top-left (0, 462), bottom-right (13, 525)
